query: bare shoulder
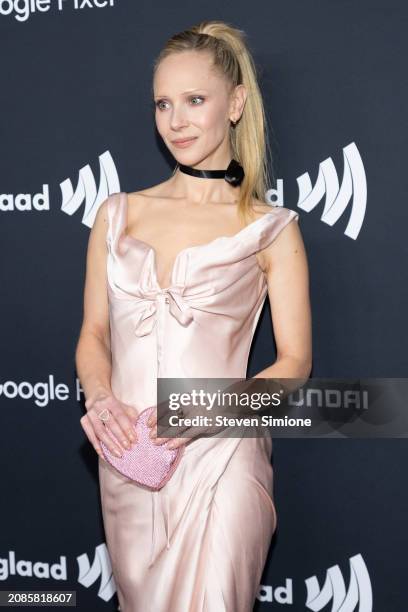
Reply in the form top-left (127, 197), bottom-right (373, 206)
top-left (251, 198), bottom-right (275, 216)
top-left (91, 196), bottom-right (110, 239)
top-left (253, 199), bottom-right (303, 272)
top-left (248, 198), bottom-right (296, 226)
top-left (250, 198), bottom-right (297, 218)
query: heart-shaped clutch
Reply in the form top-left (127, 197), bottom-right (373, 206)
top-left (100, 405), bottom-right (185, 490)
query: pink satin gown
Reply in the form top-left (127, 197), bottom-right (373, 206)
top-left (98, 191), bottom-right (299, 611)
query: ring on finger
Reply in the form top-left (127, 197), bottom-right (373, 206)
top-left (97, 408), bottom-right (111, 422)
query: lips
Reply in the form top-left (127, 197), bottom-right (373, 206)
top-left (172, 137), bottom-right (197, 144)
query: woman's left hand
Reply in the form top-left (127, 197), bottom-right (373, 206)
top-left (146, 410), bottom-right (200, 449)
top-left (146, 400), bottom-right (227, 450)
top-left (147, 412), bottom-right (190, 449)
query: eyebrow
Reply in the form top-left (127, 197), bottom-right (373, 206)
top-left (154, 89), bottom-right (209, 98)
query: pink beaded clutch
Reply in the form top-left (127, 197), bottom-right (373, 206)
top-left (100, 405), bottom-right (185, 490)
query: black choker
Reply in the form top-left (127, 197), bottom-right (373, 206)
top-left (178, 159), bottom-right (244, 187)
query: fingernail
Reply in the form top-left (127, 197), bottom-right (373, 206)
top-left (114, 449), bottom-right (122, 457)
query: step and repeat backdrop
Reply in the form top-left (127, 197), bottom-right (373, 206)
top-left (1, 1), bottom-right (407, 610)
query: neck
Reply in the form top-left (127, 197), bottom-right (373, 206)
top-left (170, 166), bottom-right (240, 205)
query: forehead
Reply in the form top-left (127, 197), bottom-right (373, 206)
top-left (153, 51), bottom-right (226, 94)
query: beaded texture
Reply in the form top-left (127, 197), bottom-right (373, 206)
top-left (100, 405), bottom-right (185, 490)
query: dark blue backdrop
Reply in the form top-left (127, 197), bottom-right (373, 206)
top-left (1, 1), bottom-right (407, 610)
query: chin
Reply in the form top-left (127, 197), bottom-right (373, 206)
top-left (174, 153), bottom-right (203, 166)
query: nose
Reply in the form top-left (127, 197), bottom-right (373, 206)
top-left (169, 103), bottom-right (189, 131)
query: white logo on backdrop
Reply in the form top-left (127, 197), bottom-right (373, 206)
top-left (60, 150), bottom-right (120, 228)
top-left (0, 546), bottom-right (371, 609)
top-left (0, 550), bottom-right (66, 581)
top-left (1, 0), bottom-right (116, 24)
top-left (305, 553), bottom-right (372, 611)
top-left (77, 543), bottom-right (116, 602)
top-left (257, 553), bottom-right (372, 610)
top-left (266, 142), bottom-right (367, 239)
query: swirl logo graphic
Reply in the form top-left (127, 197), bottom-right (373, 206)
top-left (60, 150), bottom-right (120, 228)
top-left (305, 553), bottom-right (372, 611)
top-left (77, 543), bottom-right (116, 602)
top-left (266, 142), bottom-right (367, 240)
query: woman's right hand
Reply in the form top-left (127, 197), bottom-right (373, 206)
top-left (80, 392), bottom-right (140, 461)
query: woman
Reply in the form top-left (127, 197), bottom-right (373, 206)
top-left (75, 20), bottom-right (311, 612)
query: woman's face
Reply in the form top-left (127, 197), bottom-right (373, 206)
top-left (153, 50), bottom-right (242, 166)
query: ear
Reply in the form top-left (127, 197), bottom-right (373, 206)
top-left (229, 84), bottom-right (247, 122)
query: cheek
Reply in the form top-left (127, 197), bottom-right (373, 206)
top-left (155, 112), bottom-right (166, 136)
top-left (197, 104), bottom-right (228, 137)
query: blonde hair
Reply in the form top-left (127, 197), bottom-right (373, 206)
top-left (152, 20), bottom-right (273, 224)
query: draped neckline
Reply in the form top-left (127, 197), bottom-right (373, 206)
top-left (121, 191), bottom-right (276, 292)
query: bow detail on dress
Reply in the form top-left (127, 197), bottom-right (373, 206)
top-left (133, 287), bottom-right (194, 337)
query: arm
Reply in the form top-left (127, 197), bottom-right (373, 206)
top-left (75, 199), bottom-right (138, 459)
top-left (75, 199), bottom-right (112, 405)
top-left (254, 215), bottom-right (312, 382)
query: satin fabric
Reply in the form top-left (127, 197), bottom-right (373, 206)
top-left (98, 191), bottom-right (299, 611)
